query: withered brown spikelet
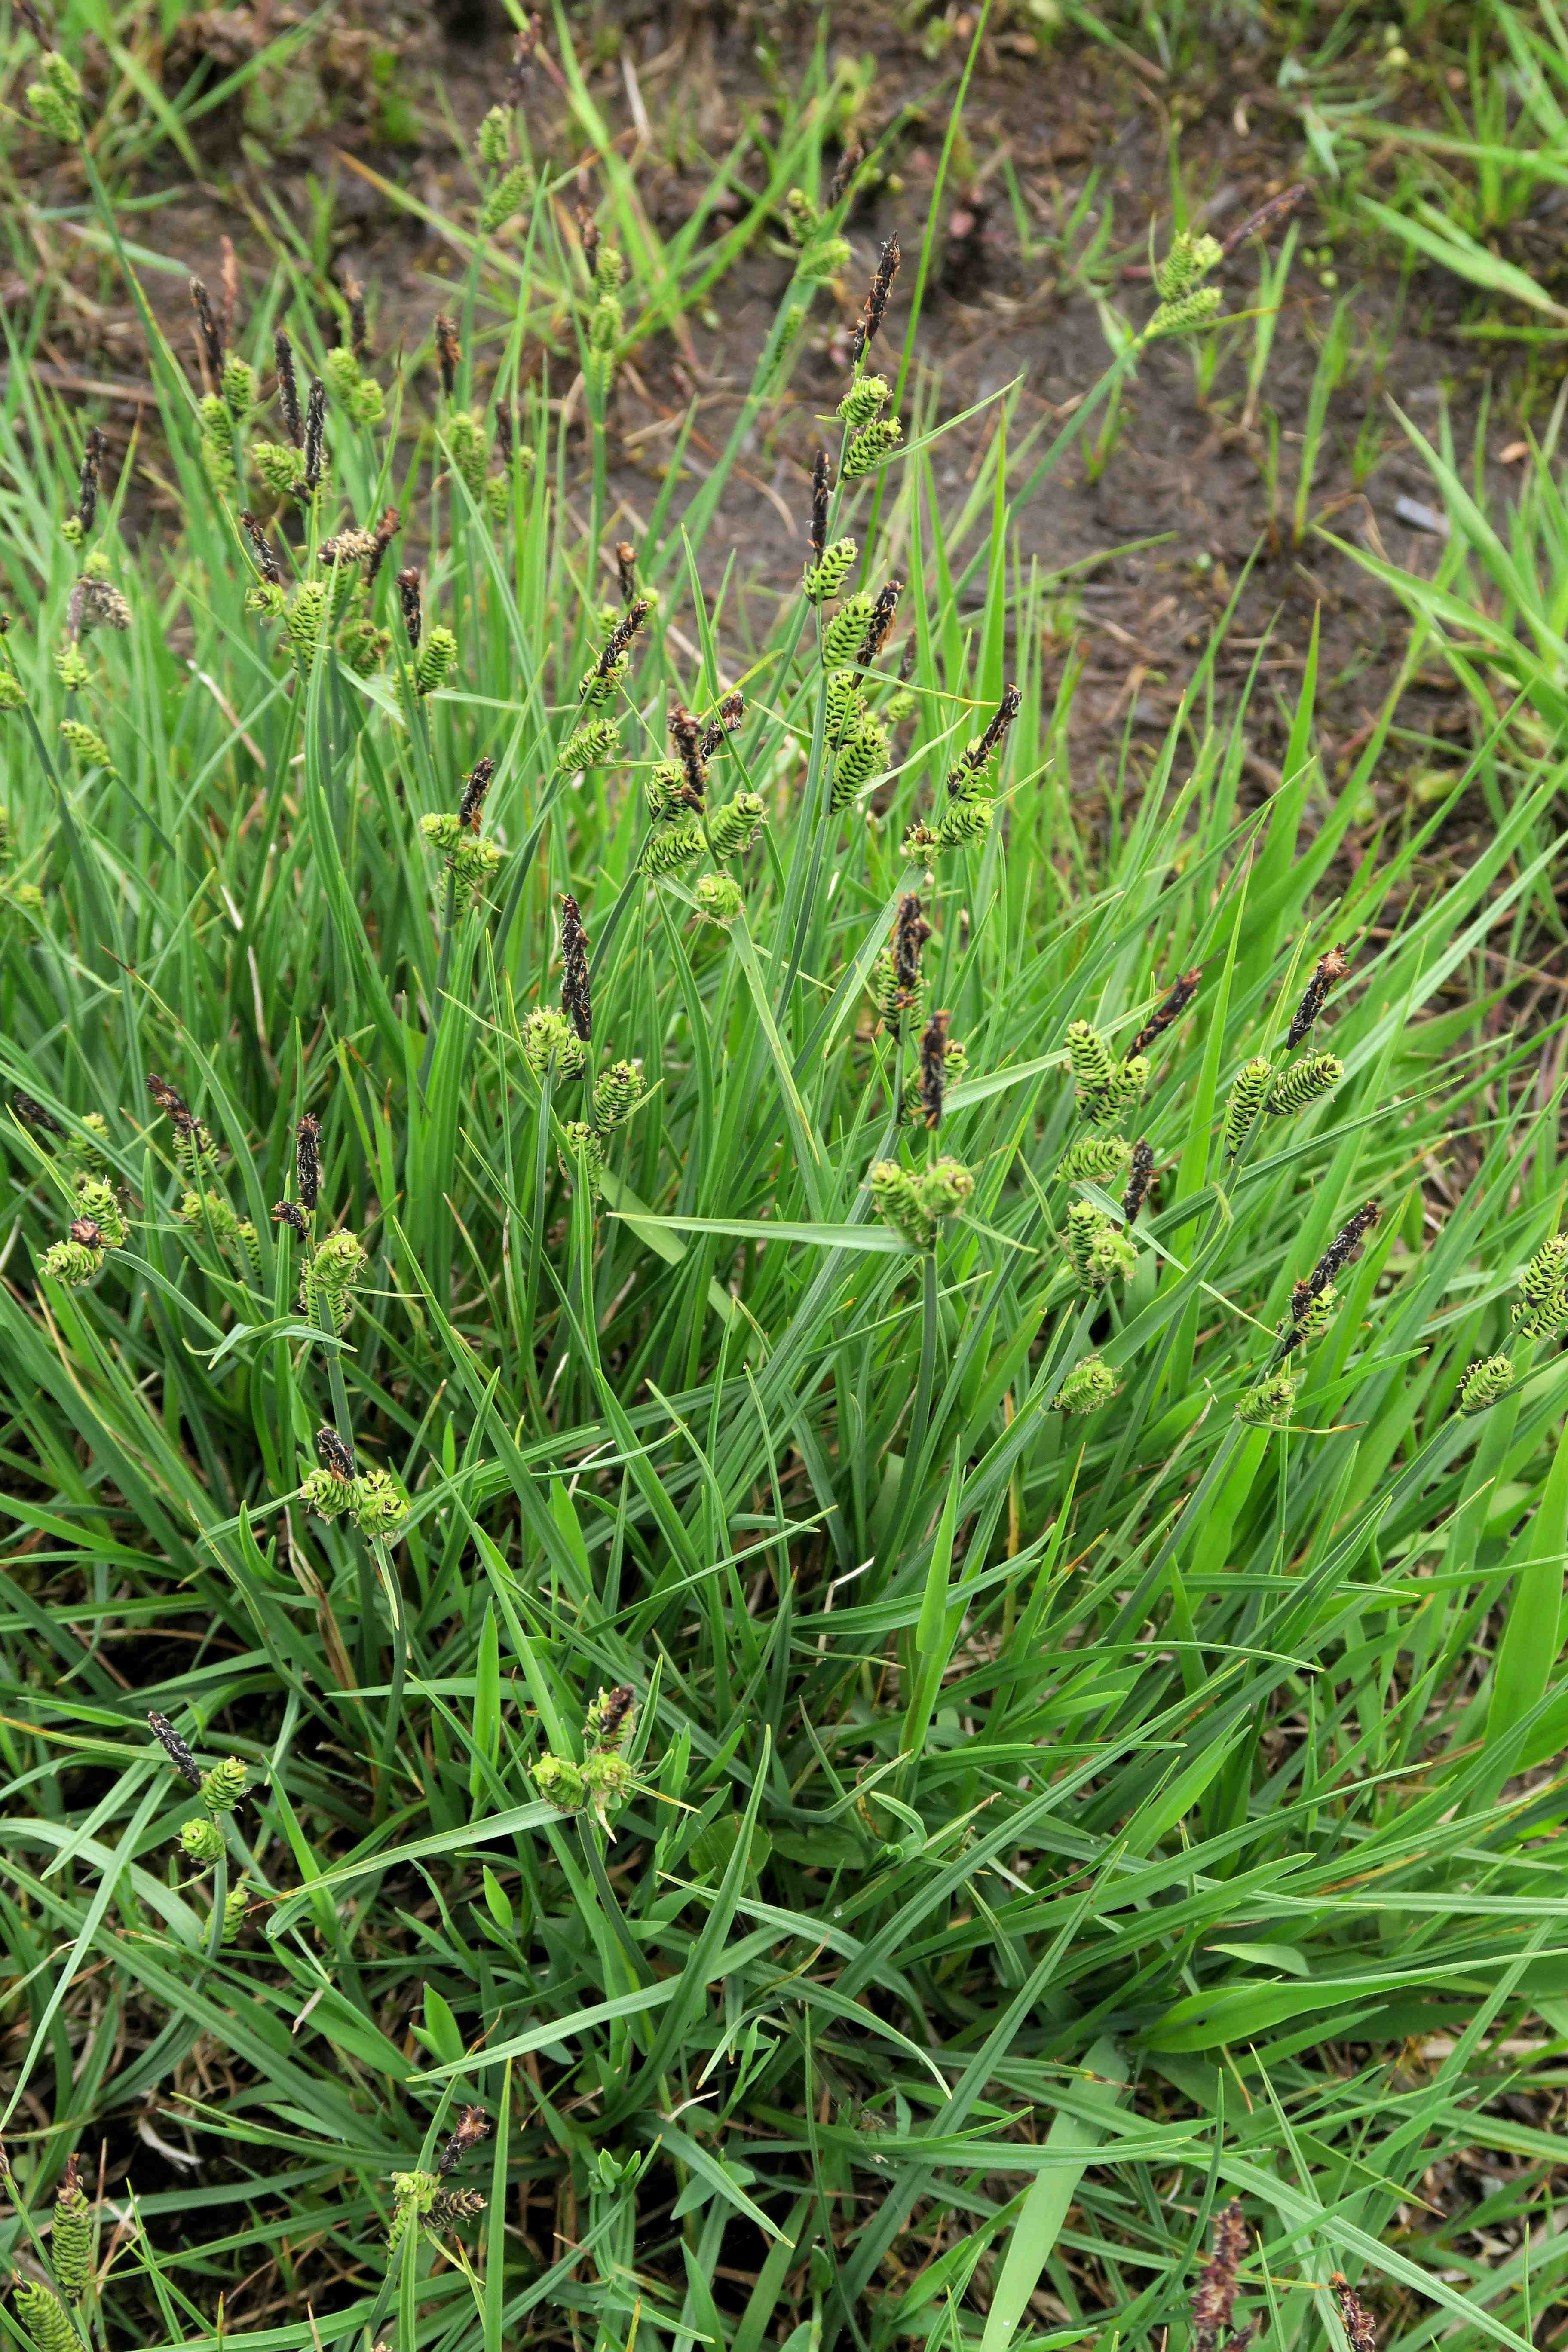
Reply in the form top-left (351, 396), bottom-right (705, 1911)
top-left (316, 1425), bottom-right (356, 1480)
top-left (1190, 2199), bottom-right (1249, 2352)
top-left (1121, 1139), bottom-right (1155, 1225)
top-left (698, 691), bottom-right (744, 762)
top-left (827, 139), bottom-right (864, 209)
top-left (435, 314), bottom-right (461, 400)
top-left (576, 200), bottom-right (600, 275)
top-left (295, 1113), bottom-right (321, 1214)
top-left (1129, 967), bottom-right (1201, 1058)
top-left (438, 2105), bottom-right (491, 2174)
top-left (146, 1072), bottom-right (193, 1123)
top-left (851, 235), bottom-right (900, 364)
top-left (494, 398), bottom-right (515, 466)
top-left (345, 276), bottom-right (369, 359)
top-left (148, 1710), bottom-right (202, 1787)
top-left (77, 426), bottom-right (104, 535)
top-left (397, 568), bottom-right (423, 651)
top-left (892, 892), bottom-right (930, 1011)
top-left (920, 1009), bottom-right (951, 1131)
top-left (190, 276), bottom-right (224, 383)
top-left (668, 704), bottom-right (707, 807)
top-left (560, 894), bottom-right (592, 1042)
top-left (303, 379), bottom-right (327, 493)
top-left (1287, 943), bottom-right (1351, 1050)
top-left (239, 511), bottom-right (282, 585)
top-left (275, 325), bottom-right (303, 447)
top-left (13, 1092), bottom-right (64, 1137)
top-left (1331, 2277), bottom-right (1376, 2352)
top-left (1304, 1200), bottom-right (1379, 1300)
top-left (458, 756), bottom-right (496, 830)
top-left (273, 1200), bottom-right (308, 1237)
top-left (366, 507), bottom-right (401, 586)
top-left (616, 540), bottom-right (637, 603)
top-left (856, 580), bottom-right (902, 671)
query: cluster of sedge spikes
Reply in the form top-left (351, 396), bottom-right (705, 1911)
top-left (532, 1681), bottom-right (641, 1834)
top-left (1238, 1199), bottom-right (1382, 1429)
top-left (641, 680), bottom-right (758, 881)
top-left (518, 896), bottom-right (649, 1199)
top-left (421, 755), bottom-right (504, 907)
top-left (1458, 1228), bottom-right (1568, 1409)
top-left (386, 2106), bottom-right (492, 2254)
top-left (901, 684), bottom-right (1021, 859)
top-left (7, 2150), bottom-right (97, 2352)
top-left (1223, 946), bottom-right (1350, 1157)
top-left (300, 1424), bottom-right (409, 1538)
top-left (147, 1710), bottom-right (250, 1938)
top-left (1051, 972), bottom-right (1202, 1305)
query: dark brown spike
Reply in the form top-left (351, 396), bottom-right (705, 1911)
top-left (1286, 942), bottom-right (1351, 1050)
top-left (1121, 1138), bottom-right (1155, 1225)
top-left (494, 398), bottom-right (514, 467)
top-left (892, 893), bottom-right (930, 1010)
top-left (397, 568), bottom-right (422, 651)
top-left (435, 314), bottom-right (461, 401)
top-left (77, 425), bottom-right (104, 535)
top-left (315, 1425), bottom-right (356, 1480)
top-left (668, 703), bottom-right (707, 807)
top-left (190, 276), bottom-right (224, 383)
top-left (295, 1114), bottom-right (321, 1215)
top-left (148, 1710), bottom-right (203, 1787)
top-left (273, 1200), bottom-right (308, 1237)
top-left (919, 1009), bottom-right (951, 1132)
top-left (345, 275), bottom-right (369, 360)
top-left (12, 1091), bottom-right (64, 1137)
top-left (238, 510), bottom-right (282, 585)
top-left (698, 690), bottom-right (744, 762)
top-left (1128, 966), bottom-right (1202, 1059)
top-left (437, 2105), bottom-right (491, 2175)
top-left (274, 325), bottom-right (303, 447)
top-left (146, 1072), bottom-right (193, 1124)
top-left (851, 234), bottom-right (900, 365)
top-left (1305, 1200), bottom-right (1379, 1299)
top-left (827, 139), bottom-right (864, 210)
top-left (560, 893), bottom-right (592, 1042)
top-left (1331, 2277), bottom-right (1376, 2352)
top-left (458, 756), bottom-right (496, 831)
top-left (303, 379), bottom-right (327, 493)
top-left (1221, 182), bottom-right (1308, 260)
top-left (1191, 2200), bottom-right (1249, 2352)
top-left (366, 506), bottom-right (401, 587)
top-left (855, 579), bottom-right (902, 672)
top-left (68, 1216), bottom-right (104, 1250)
top-left (810, 450), bottom-right (830, 563)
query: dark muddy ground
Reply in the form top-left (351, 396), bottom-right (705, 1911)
top-left (7, 2), bottom-right (1533, 810)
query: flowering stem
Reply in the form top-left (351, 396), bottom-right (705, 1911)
top-left (879, 1249), bottom-right (940, 1574)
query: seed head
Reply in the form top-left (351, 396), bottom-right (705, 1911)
top-left (458, 756), bottom-right (496, 830)
top-left (238, 509), bottom-right (282, 585)
top-left (851, 234), bottom-right (900, 364)
top-left (1129, 966), bottom-right (1201, 1058)
top-left (315, 1425), bottom-right (356, 1481)
top-left (295, 1113), bottom-right (321, 1214)
top-left (303, 378), bottom-right (326, 492)
top-left (435, 314), bottom-right (461, 399)
top-left (560, 892), bottom-right (592, 1042)
top-left (616, 539), bottom-right (637, 602)
top-left (272, 1200), bottom-right (307, 1237)
top-left (148, 1709), bottom-right (203, 1787)
top-left (810, 450), bottom-right (830, 563)
top-left (190, 276), bottom-right (224, 383)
